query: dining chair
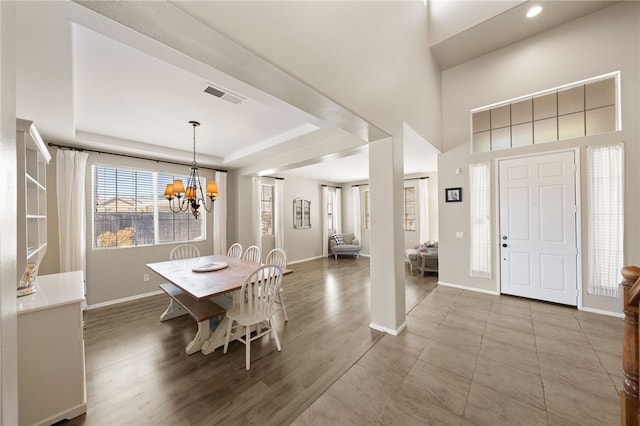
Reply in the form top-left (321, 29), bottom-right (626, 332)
top-left (226, 243), bottom-right (243, 259)
top-left (242, 245), bottom-right (261, 264)
top-left (170, 244), bottom-right (200, 260)
top-left (223, 265), bottom-right (283, 370)
top-left (265, 248), bottom-right (289, 322)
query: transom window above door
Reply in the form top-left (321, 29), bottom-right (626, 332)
top-left (471, 72), bottom-right (619, 153)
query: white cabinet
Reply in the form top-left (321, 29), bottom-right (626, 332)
top-left (17, 271), bottom-right (87, 426)
top-left (16, 119), bottom-right (51, 295)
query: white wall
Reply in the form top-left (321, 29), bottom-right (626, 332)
top-left (438, 2), bottom-right (640, 313)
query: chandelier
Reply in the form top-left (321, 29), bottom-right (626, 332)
top-left (163, 121), bottom-right (218, 219)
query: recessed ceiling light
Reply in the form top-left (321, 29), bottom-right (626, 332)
top-left (527, 5), bottom-right (543, 18)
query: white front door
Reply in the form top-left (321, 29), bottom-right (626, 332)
top-left (499, 151), bottom-right (578, 306)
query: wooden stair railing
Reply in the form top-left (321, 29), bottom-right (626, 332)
top-left (621, 265), bottom-right (640, 426)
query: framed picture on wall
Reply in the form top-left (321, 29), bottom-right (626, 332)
top-left (445, 187), bottom-right (462, 203)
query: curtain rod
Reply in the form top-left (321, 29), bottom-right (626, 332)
top-left (48, 142), bottom-right (228, 173)
top-left (321, 184), bottom-right (342, 189)
top-left (262, 176), bottom-right (285, 180)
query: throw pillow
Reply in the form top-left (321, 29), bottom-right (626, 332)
top-left (332, 234), bottom-right (345, 245)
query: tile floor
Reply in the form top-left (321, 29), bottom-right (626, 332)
top-left (293, 285), bottom-right (623, 426)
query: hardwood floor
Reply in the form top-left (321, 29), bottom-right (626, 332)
top-left (65, 257), bottom-right (436, 426)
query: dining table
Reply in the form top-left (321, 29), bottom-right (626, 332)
top-left (147, 254), bottom-right (261, 355)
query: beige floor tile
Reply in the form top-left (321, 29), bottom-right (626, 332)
top-left (484, 322), bottom-right (536, 349)
top-left (544, 376), bottom-right (619, 426)
top-left (358, 339), bottom-right (420, 387)
top-left (463, 382), bottom-right (548, 426)
top-left (578, 316), bottom-right (624, 337)
top-left (547, 412), bottom-right (584, 426)
top-left (406, 314), bottom-right (440, 338)
top-left (419, 339), bottom-right (478, 380)
top-left (409, 302), bottom-right (451, 323)
top-left (473, 355), bottom-right (545, 409)
top-left (492, 294), bottom-right (532, 308)
top-left (532, 310), bottom-right (582, 329)
top-left (292, 391), bottom-right (369, 426)
top-left (376, 388), bottom-right (463, 426)
top-left (535, 335), bottom-right (593, 357)
top-left (536, 345), bottom-right (602, 374)
top-left (454, 295), bottom-right (493, 312)
top-left (444, 311), bottom-right (488, 335)
top-left (587, 332), bottom-right (623, 356)
top-left (595, 350), bottom-right (623, 377)
top-left (533, 322), bottom-right (590, 347)
top-left (540, 362), bottom-right (617, 400)
top-left (431, 323), bottom-right (484, 355)
top-left (379, 328), bottom-right (430, 355)
top-left (487, 311), bottom-right (534, 334)
top-left (326, 364), bottom-right (396, 423)
top-left (490, 302), bottom-right (531, 318)
top-left (402, 359), bottom-right (471, 416)
top-left (530, 301), bottom-right (577, 316)
top-left (479, 336), bottom-right (541, 375)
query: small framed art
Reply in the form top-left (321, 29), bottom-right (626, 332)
top-left (445, 187), bottom-right (462, 203)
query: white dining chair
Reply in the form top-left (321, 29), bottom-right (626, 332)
top-left (223, 265), bottom-right (283, 370)
top-left (242, 245), bottom-right (261, 264)
top-left (265, 248), bottom-right (289, 322)
top-left (226, 243), bottom-right (243, 259)
top-left (170, 244), bottom-right (200, 260)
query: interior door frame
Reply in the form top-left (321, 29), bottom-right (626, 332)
top-left (494, 147), bottom-right (583, 308)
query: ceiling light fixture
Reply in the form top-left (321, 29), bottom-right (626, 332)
top-left (164, 121), bottom-right (218, 219)
top-left (526, 5), bottom-right (543, 18)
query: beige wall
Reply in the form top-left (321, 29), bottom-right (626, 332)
top-left (438, 2), bottom-right (640, 313)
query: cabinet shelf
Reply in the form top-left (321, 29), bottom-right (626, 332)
top-left (17, 118), bottom-right (50, 290)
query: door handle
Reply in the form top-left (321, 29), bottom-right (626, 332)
top-left (502, 243), bottom-right (508, 248)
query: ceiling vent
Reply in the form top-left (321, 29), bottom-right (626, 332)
top-left (204, 85), bottom-right (244, 104)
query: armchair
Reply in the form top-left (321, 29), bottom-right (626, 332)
top-left (328, 231), bottom-right (361, 260)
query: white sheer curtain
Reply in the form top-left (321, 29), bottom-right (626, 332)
top-left (322, 186), bottom-right (329, 257)
top-left (335, 187), bottom-right (342, 233)
top-left (56, 149), bottom-right (88, 273)
top-left (352, 186), bottom-right (361, 243)
top-left (587, 143), bottom-right (624, 297)
top-left (419, 178), bottom-right (429, 243)
top-left (213, 171), bottom-right (227, 255)
top-left (274, 178), bottom-right (284, 250)
top-left (469, 162), bottom-right (492, 279)
top-left (252, 177), bottom-right (262, 252)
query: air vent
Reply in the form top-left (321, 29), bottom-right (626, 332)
top-left (204, 85), bottom-right (244, 104)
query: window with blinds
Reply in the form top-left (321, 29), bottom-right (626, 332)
top-left (327, 190), bottom-right (335, 231)
top-left (404, 186), bottom-right (416, 231)
top-left (587, 143), bottom-right (624, 297)
top-left (93, 166), bottom-right (205, 249)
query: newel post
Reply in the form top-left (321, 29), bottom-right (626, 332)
top-left (620, 266), bottom-right (640, 426)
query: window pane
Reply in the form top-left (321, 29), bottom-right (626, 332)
top-left (404, 187), bottom-right (416, 231)
top-left (260, 184), bottom-right (273, 235)
top-left (93, 166), bottom-right (205, 249)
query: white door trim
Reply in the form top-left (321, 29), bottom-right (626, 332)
top-left (494, 147), bottom-right (582, 307)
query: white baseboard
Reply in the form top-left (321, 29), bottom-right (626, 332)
top-left (579, 306), bottom-right (624, 318)
top-left (369, 320), bottom-right (407, 336)
top-left (86, 290), bottom-right (163, 310)
top-left (288, 255), bottom-right (325, 264)
top-left (437, 281), bottom-right (500, 295)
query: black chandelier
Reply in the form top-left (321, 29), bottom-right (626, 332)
top-left (163, 121), bottom-right (218, 219)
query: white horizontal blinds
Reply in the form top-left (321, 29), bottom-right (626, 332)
top-left (157, 173), bottom-right (205, 244)
top-left (93, 166), bottom-right (205, 249)
top-left (587, 143), bottom-right (624, 297)
top-left (469, 162), bottom-right (492, 279)
top-left (93, 166), bottom-right (154, 248)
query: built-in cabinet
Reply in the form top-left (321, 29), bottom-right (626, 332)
top-left (16, 119), bottom-right (50, 294)
top-left (17, 271), bottom-right (87, 426)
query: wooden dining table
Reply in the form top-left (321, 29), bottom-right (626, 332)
top-left (147, 254), bottom-right (261, 355)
